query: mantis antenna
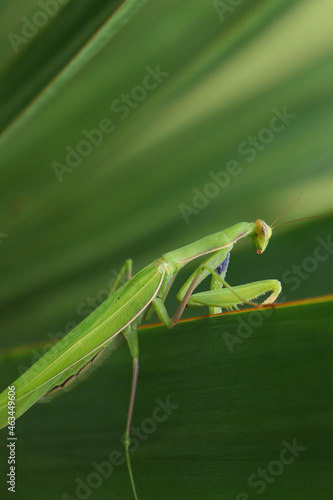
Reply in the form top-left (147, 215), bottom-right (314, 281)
top-left (270, 193), bottom-right (332, 229)
top-left (270, 192), bottom-right (303, 228)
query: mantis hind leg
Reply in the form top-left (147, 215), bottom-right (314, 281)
top-left (109, 259), bottom-right (133, 295)
top-left (122, 319), bottom-right (140, 500)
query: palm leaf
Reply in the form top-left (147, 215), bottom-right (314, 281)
top-left (0, 0), bottom-right (333, 498)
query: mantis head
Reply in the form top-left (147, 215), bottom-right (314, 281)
top-left (253, 219), bottom-right (272, 254)
top-left (253, 193), bottom-right (331, 255)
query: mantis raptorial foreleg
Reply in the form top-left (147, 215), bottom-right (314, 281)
top-left (174, 248), bottom-right (281, 311)
top-left (123, 319), bottom-right (140, 500)
top-left (176, 248), bottom-right (232, 301)
top-left (174, 247), bottom-right (261, 314)
top-left (186, 279), bottom-right (282, 309)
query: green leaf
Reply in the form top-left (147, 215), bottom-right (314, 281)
top-left (0, 297), bottom-right (332, 499)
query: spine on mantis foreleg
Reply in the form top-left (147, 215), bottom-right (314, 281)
top-left (187, 280), bottom-right (282, 309)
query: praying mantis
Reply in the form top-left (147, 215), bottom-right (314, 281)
top-left (0, 218), bottom-right (286, 499)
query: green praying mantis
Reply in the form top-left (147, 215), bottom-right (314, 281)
top-left (1, 213), bottom-right (320, 499)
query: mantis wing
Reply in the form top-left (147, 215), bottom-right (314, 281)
top-left (0, 263), bottom-right (164, 428)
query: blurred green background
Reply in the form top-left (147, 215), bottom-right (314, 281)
top-left (0, 0), bottom-right (333, 499)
